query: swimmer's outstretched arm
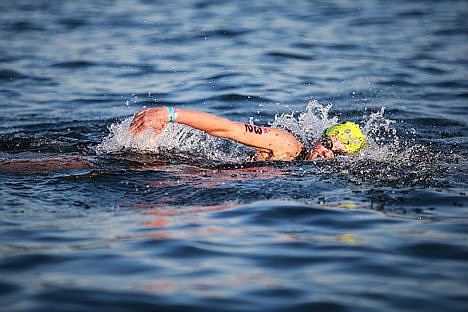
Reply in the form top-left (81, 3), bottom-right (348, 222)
top-left (128, 107), bottom-right (302, 161)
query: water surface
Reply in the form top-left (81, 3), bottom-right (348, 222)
top-left (0, 0), bottom-right (467, 311)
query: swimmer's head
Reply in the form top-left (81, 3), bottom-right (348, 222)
top-left (325, 122), bottom-right (366, 153)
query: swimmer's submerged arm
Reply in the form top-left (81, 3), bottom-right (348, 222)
top-left (129, 107), bottom-right (302, 160)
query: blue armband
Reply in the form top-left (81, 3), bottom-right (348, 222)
top-left (168, 106), bottom-right (176, 123)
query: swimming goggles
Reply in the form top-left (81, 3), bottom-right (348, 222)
top-left (320, 135), bottom-right (345, 156)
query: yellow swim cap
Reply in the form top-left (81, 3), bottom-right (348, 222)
top-left (325, 122), bottom-right (366, 153)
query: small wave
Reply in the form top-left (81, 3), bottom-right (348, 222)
top-left (206, 72), bottom-right (242, 81)
top-left (155, 28), bottom-right (250, 44)
top-left (0, 69), bottom-right (28, 81)
top-left (208, 93), bottom-right (266, 103)
top-left (0, 120), bottom-right (106, 155)
top-left (199, 28), bottom-right (250, 38)
top-left (58, 17), bottom-right (88, 30)
top-left (376, 79), bottom-right (418, 87)
top-left (7, 21), bottom-right (46, 32)
top-left (267, 51), bottom-right (314, 61)
top-left (52, 61), bottom-right (96, 68)
top-left (0, 69), bottom-right (54, 84)
top-left (0, 133), bottom-right (74, 154)
top-left (294, 42), bottom-right (359, 51)
top-left (434, 27), bottom-right (468, 36)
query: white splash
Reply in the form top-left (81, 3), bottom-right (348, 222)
top-left (95, 100), bottom-right (404, 163)
top-left (271, 99), bottom-right (339, 148)
top-left (357, 107), bottom-right (410, 162)
top-left (271, 100), bottom-right (410, 162)
top-left (95, 117), bottom-right (250, 163)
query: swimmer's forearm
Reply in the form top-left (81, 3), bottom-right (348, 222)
top-left (129, 107), bottom-right (302, 160)
top-left (128, 107), bottom-right (233, 139)
top-left (175, 108), bottom-right (302, 159)
top-left (174, 109), bottom-right (243, 136)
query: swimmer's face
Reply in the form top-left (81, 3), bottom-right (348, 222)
top-left (306, 135), bottom-right (347, 160)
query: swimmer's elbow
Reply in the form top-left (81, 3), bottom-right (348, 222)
top-left (290, 141), bottom-right (303, 158)
top-left (271, 138), bottom-right (303, 161)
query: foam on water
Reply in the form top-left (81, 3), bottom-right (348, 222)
top-left (270, 99), bottom-right (339, 148)
top-left (95, 117), bottom-right (251, 164)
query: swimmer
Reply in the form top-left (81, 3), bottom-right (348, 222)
top-left (129, 107), bottom-right (366, 161)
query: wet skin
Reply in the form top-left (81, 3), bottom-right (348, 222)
top-left (306, 136), bottom-right (347, 160)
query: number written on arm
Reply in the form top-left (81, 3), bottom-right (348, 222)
top-left (244, 124), bottom-right (270, 135)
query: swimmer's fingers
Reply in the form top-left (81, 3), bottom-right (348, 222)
top-left (128, 109), bottom-right (154, 136)
top-left (129, 118), bottom-right (155, 138)
top-left (128, 116), bottom-right (145, 137)
top-left (128, 108), bottom-right (168, 138)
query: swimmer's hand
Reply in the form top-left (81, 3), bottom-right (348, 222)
top-left (128, 107), bottom-right (169, 139)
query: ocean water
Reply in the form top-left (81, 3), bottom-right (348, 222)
top-left (0, 0), bottom-right (467, 311)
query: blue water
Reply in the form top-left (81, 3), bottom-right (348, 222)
top-left (1, 0), bottom-right (467, 311)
